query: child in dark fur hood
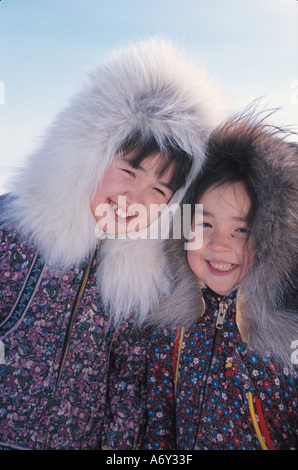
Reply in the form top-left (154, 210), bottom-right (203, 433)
top-left (0, 38), bottom-right (226, 450)
top-left (144, 112), bottom-right (298, 450)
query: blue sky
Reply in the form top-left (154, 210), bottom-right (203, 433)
top-left (0, 0), bottom-right (297, 194)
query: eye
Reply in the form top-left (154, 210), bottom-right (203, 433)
top-left (232, 227), bottom-right (248, 238)
top-left (195, 222), bottom-right (212, 229)
top-left (154, 187), bottom-right (166, 196)
top-left (123, 169), bottom-right (136, 178)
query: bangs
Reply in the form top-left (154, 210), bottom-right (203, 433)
top-left (118, 132), bottom-right (193, 192)
top-left (185, 158), bottom-right (256, 227)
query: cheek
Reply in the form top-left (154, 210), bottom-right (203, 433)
top-left (138, 192), bottom-right (170, 225)
top-left (235, 240), bottom-right (254, 282)
top-left (90, 187), bottom-right (104, 216)
top-left (236, 238), bottom-right (253, 265)
top-left (90, 174), bottom-right (120, 214)
top-left (146, 200), bottom-right (167, 223)
top-left (187, 249), bottom-right (204, 277)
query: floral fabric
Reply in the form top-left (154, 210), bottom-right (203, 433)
top-left (101, 321), bottom-right (147, 449)
top-left (145, 290), bottom-right (298, 450)
top-left (1, 188), bottom-right (297, 450)
top-left (0, 194), bottom-right (146, 450)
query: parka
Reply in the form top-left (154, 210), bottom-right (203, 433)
top-left (145, 289), bottom-right (297, 450)
top-left (0, 194), bottom-right (146, 449)
top-left (0, 38), bottom-right (226, 449)
top-left (144, 113), bottom-right (298, 450)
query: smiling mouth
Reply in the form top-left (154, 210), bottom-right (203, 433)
top-left (109, 200), bottom-right (135, 220)
top-left (208, 260), bottom-right (237, 272)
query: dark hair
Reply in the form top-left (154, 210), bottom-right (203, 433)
top-left (185, 121), bottom-right (258, 228)
top-left (118, 131), bottom-right (193, 193)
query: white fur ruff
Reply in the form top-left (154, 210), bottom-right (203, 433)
top-left (7, 37), bottom-right (227, 324)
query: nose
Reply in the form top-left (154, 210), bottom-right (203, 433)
top-left (207, 230), bottom-right (232, 253)
top-left (122, 188), bottom-right (149, 223)
top-left (124, 187), bottom-right (146, 207)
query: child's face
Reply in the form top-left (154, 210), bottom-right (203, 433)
top-left (187, 182), bottom-right (252, 296)
top-left (90, 149), bottom-right (175, 234)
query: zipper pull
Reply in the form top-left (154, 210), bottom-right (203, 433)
top-left (216, 301), bottom-right (228, 329)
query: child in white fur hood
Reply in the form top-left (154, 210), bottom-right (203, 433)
top-left (0, 38), bottom-right (226, 449)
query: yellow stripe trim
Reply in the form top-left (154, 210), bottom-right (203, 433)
top-left (248, 391), bottom-right (268, 450)
top-left (174, 327), bottom-right (184, 399)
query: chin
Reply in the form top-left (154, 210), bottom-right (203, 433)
top-left (205, 279), bottom-right (234, 297)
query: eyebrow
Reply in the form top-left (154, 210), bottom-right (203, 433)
top-left (123, 158), bottom-right (174, 192)
top-left (158, 180), bottom-right (174, 192)
top-left (203, 210), bottom-right (248, 222)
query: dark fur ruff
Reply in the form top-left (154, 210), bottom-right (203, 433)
top-left (148, 113), bottom-right (298, 369)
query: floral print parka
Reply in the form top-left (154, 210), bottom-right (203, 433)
top-left (145, 289), bottom-right (298, 450)
top-left (1, 186), bottom-right (297, 450)
top-left (0, 195), bottom-right (146, 450)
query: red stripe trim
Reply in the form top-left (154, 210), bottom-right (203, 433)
top-left (255, 396), bottom-right (276, 450)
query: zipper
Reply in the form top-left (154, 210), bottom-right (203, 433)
top-left (194, 297), bottom-right (229, 448)
top-left (56, 250), bottom-right (97, 386)
top-left (211, 299), bottom-right (228, 359)
top-left (42, 240), bottom-right (101, 449)
top-left (216, 300), bottom-right (228, 329)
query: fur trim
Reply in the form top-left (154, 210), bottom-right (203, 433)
top-left (6, 37), bottom-right (227, 323)
top-left (145, 234), bottom-right (205, 327)
top-left (97, 237), bottom-right (171, 326)
top-left (149, 109), bottom-right (298, 368)
top-left (233, 118), bottom-right (298, 368)
top-left (7, 37), bottom-right (226, 267)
